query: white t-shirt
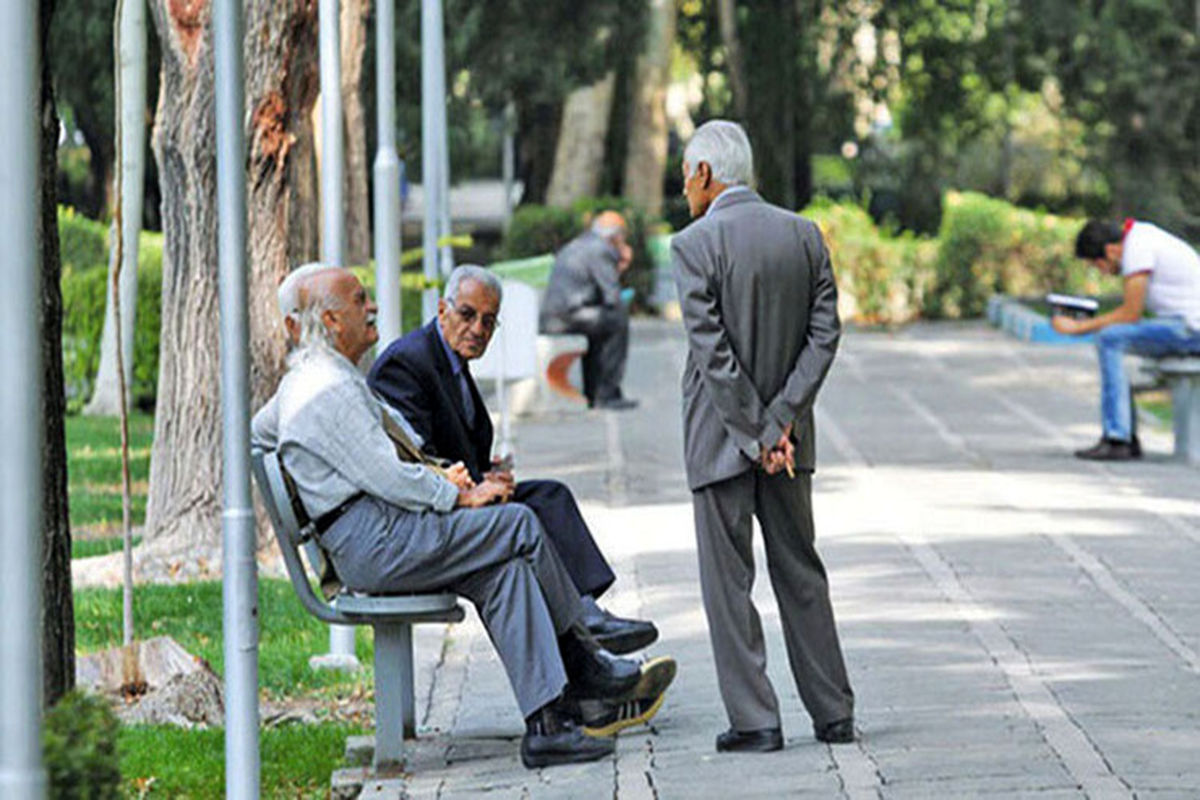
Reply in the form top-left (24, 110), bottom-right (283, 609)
top-left (1121, 221), bottom-right (1200, 329)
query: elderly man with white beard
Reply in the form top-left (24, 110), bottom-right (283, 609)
top-left (251, 265), bottom-right (673, 768)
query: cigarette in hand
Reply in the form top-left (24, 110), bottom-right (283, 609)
top-left (785, 462), bottom-right (795, 479)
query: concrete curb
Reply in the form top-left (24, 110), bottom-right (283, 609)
top-left (986, 293), bottom-right (1095, 345)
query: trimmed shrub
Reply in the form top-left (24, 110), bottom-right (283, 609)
top-left (926, 191), bottom-right (1118, 318)
top-left (499, 205), bottom-right (578, 260)
top-left (43, 690), bottom-right (121, 799)
top-left (804, 198), bottom-right (938, 325)
top-left (59, 210), bottom-right (164, 410)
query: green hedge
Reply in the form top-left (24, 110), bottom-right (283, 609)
top-left (800, 192), bottom-right (1119, 323)
top-left (804, 198), bottom-right (938, 325)
top-left (500, 197), bottom-right (667, 311)
top-left (925, 191), bottom-right (1118, 318)
top-left (59, 209), bottom-right (163, 411)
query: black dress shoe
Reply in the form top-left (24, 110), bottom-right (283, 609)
top-left (591, 397), bottom-right (639, 411)
top-left (559, 624), bottom-right (641, 701)
top-left (521, 702), bottom-right (615, 769)
top-left (715, 727), bottom-right (783, 753)
top-left (814, 718), bottom-right (855, 744)
top-left (586, 609), bottom-right (659, 655)
top-left (1074, 437), bottom-right (1142, 461)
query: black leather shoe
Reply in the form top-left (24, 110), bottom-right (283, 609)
top-left (1074, 438), bottom-right (1142, 461)
top-left (715, 727), bottom-right (783, 753)
top-left (521, 702), bottom-right (615, 768)
top-left (586, 609), bottom-right (659, 655)
top-left (591, 397), bottom-right (639, 411)
top-left (814, 718), bottom-right (855, 744)
top-left (560, 625), bottom-right (641, 701)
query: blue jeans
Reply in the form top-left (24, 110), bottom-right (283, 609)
top-left (1096, 319), bottom-right (1200, 441)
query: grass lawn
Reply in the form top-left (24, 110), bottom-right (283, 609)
top-left (120, 723), bottom-right (363, 798)
top-left (66, 411), bottom-right (154, 533)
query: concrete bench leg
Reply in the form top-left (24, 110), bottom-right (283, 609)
top-left (1170, 376), bottom-right (1200, 465)
top-left (372, 622), bottom-right (408, 770)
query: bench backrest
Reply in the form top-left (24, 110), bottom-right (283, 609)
top-left (250, 448), bottom-right (347, 625)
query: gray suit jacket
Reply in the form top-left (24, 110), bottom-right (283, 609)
top-left (540, 231), bottom-right (622, 323)
top-left (672, 189), bottom-right (840, 491)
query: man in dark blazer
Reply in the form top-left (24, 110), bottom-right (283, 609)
top-left (672, 120), bottom-right (855, 753)
top-left (368, 265), bottom-right (658, 656)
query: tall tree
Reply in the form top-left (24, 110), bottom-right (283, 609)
top-left (341, 0), bottom-right (371, 266)
top-left (40, 0), bottom-right (75, 707)
top-left (85, 0), bottom-right (148, 417)
top-left (145, 0), bottom-right (318, 552)
top-left (546, 73), bottom-right (617, 208)
top-left (622, 0), bottom-right (675, 215)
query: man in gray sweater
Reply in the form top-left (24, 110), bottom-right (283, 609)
top-left (540, 211), bottom-right (637, 410)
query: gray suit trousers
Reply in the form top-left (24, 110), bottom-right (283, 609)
top-left (322, 496), bottom-right (583, 717)
top-left (693, 470), bottom-right (853, 731)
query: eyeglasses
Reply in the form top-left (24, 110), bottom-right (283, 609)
top-left (452, 304), bottom-right (500, 332)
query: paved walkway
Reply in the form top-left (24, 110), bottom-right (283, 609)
top-left (395, 319), bottom-right (1200, 799)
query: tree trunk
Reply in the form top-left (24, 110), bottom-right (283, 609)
top-left (341, 0), bottom-right (371, 266)
top-left (146, 0), bottom-right (319, 555)
top-left (515, 99), bottom-right (562, 205)
top-left (40, 0), bottom-right (75, 708)
top-left (546, 72), bottom-right (616, 209)
top-left (86, 0), bottom-right (148, 418)
top-left (716, 0), bottom-right (748, 119)
top-left (623, 0), bottom-right (674, 217)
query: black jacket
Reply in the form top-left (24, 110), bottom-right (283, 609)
top-left (367, 320), bottom-right (494, 481)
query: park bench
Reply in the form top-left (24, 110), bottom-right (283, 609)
top-left (1140, 356), bottom-right (1200, 465)
top-left (250, 448), bottom-right (464, 770)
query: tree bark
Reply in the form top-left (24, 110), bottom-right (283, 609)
top-left (716, 0), bottom-right (748, 119)
top-left (146, 0), bottom-right (318, 554)
top-left (341, 0), bottom-right (371, 266)
top-left (86, 0), bottom-right (148, 417)
top-left (40, 0), bottom-right (75, 708)
top-left (623, 0), bottom-right (674, 217)
top-left (546, 72), bottom-right (616, 209)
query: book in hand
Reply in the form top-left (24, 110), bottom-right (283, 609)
top-left (1046, 293), bottom-right (1099, 319)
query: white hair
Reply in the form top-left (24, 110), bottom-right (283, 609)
top-left (683, 120), bottom-right (755, 187)
top-left (278, 261), bottom-right (337, 322)
top-left (444, 264), bottom-right (502, 305)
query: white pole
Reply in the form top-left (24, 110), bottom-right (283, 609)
top-left (420, 0), bottom-right (444, 322)
top-left (213, 0), bottom-right (260, 795)
top-left (502, 101), bottom-right (515, 230)
top-left (373, 0), bottom-right (402, 345)
top-left (318, 0), bottom-right (359, 667)
top-left (0, 2), bottom-right (45, 797)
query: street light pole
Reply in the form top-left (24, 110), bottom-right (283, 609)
top-left (373, 0), bottom-right (402, 345)
top-left (318, 0), bottom-right (359, 666)
top-left (213, 0), bottom-right (260, 795)
top-left (420, 0), bottom-right (446, 322)
top-left (0, 2), bottom-right (46, 796)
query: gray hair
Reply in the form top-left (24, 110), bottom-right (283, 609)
top-left (278, 261), bottom-right (337, 322)
top-left (444, 264), bottom-right (502, 305)
top-left (683, 120), bottom-right (755, 187)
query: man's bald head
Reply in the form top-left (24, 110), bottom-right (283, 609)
top-left (287, 266), bottom-right (379, 364)
top-left (279, 262), bottom-right (341, 344)
top-left (591, 210), bottom-right (627, 241)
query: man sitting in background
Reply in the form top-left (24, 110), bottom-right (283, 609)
top-left (1053, 219), bottom-right (1200, 460)
top-left (540, 211), bottom-right (638, 410)
top-left (253, 265), bottom-right (674, 767)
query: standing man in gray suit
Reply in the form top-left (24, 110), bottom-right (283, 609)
top-left (672, 120), bottom-right (855, 752)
